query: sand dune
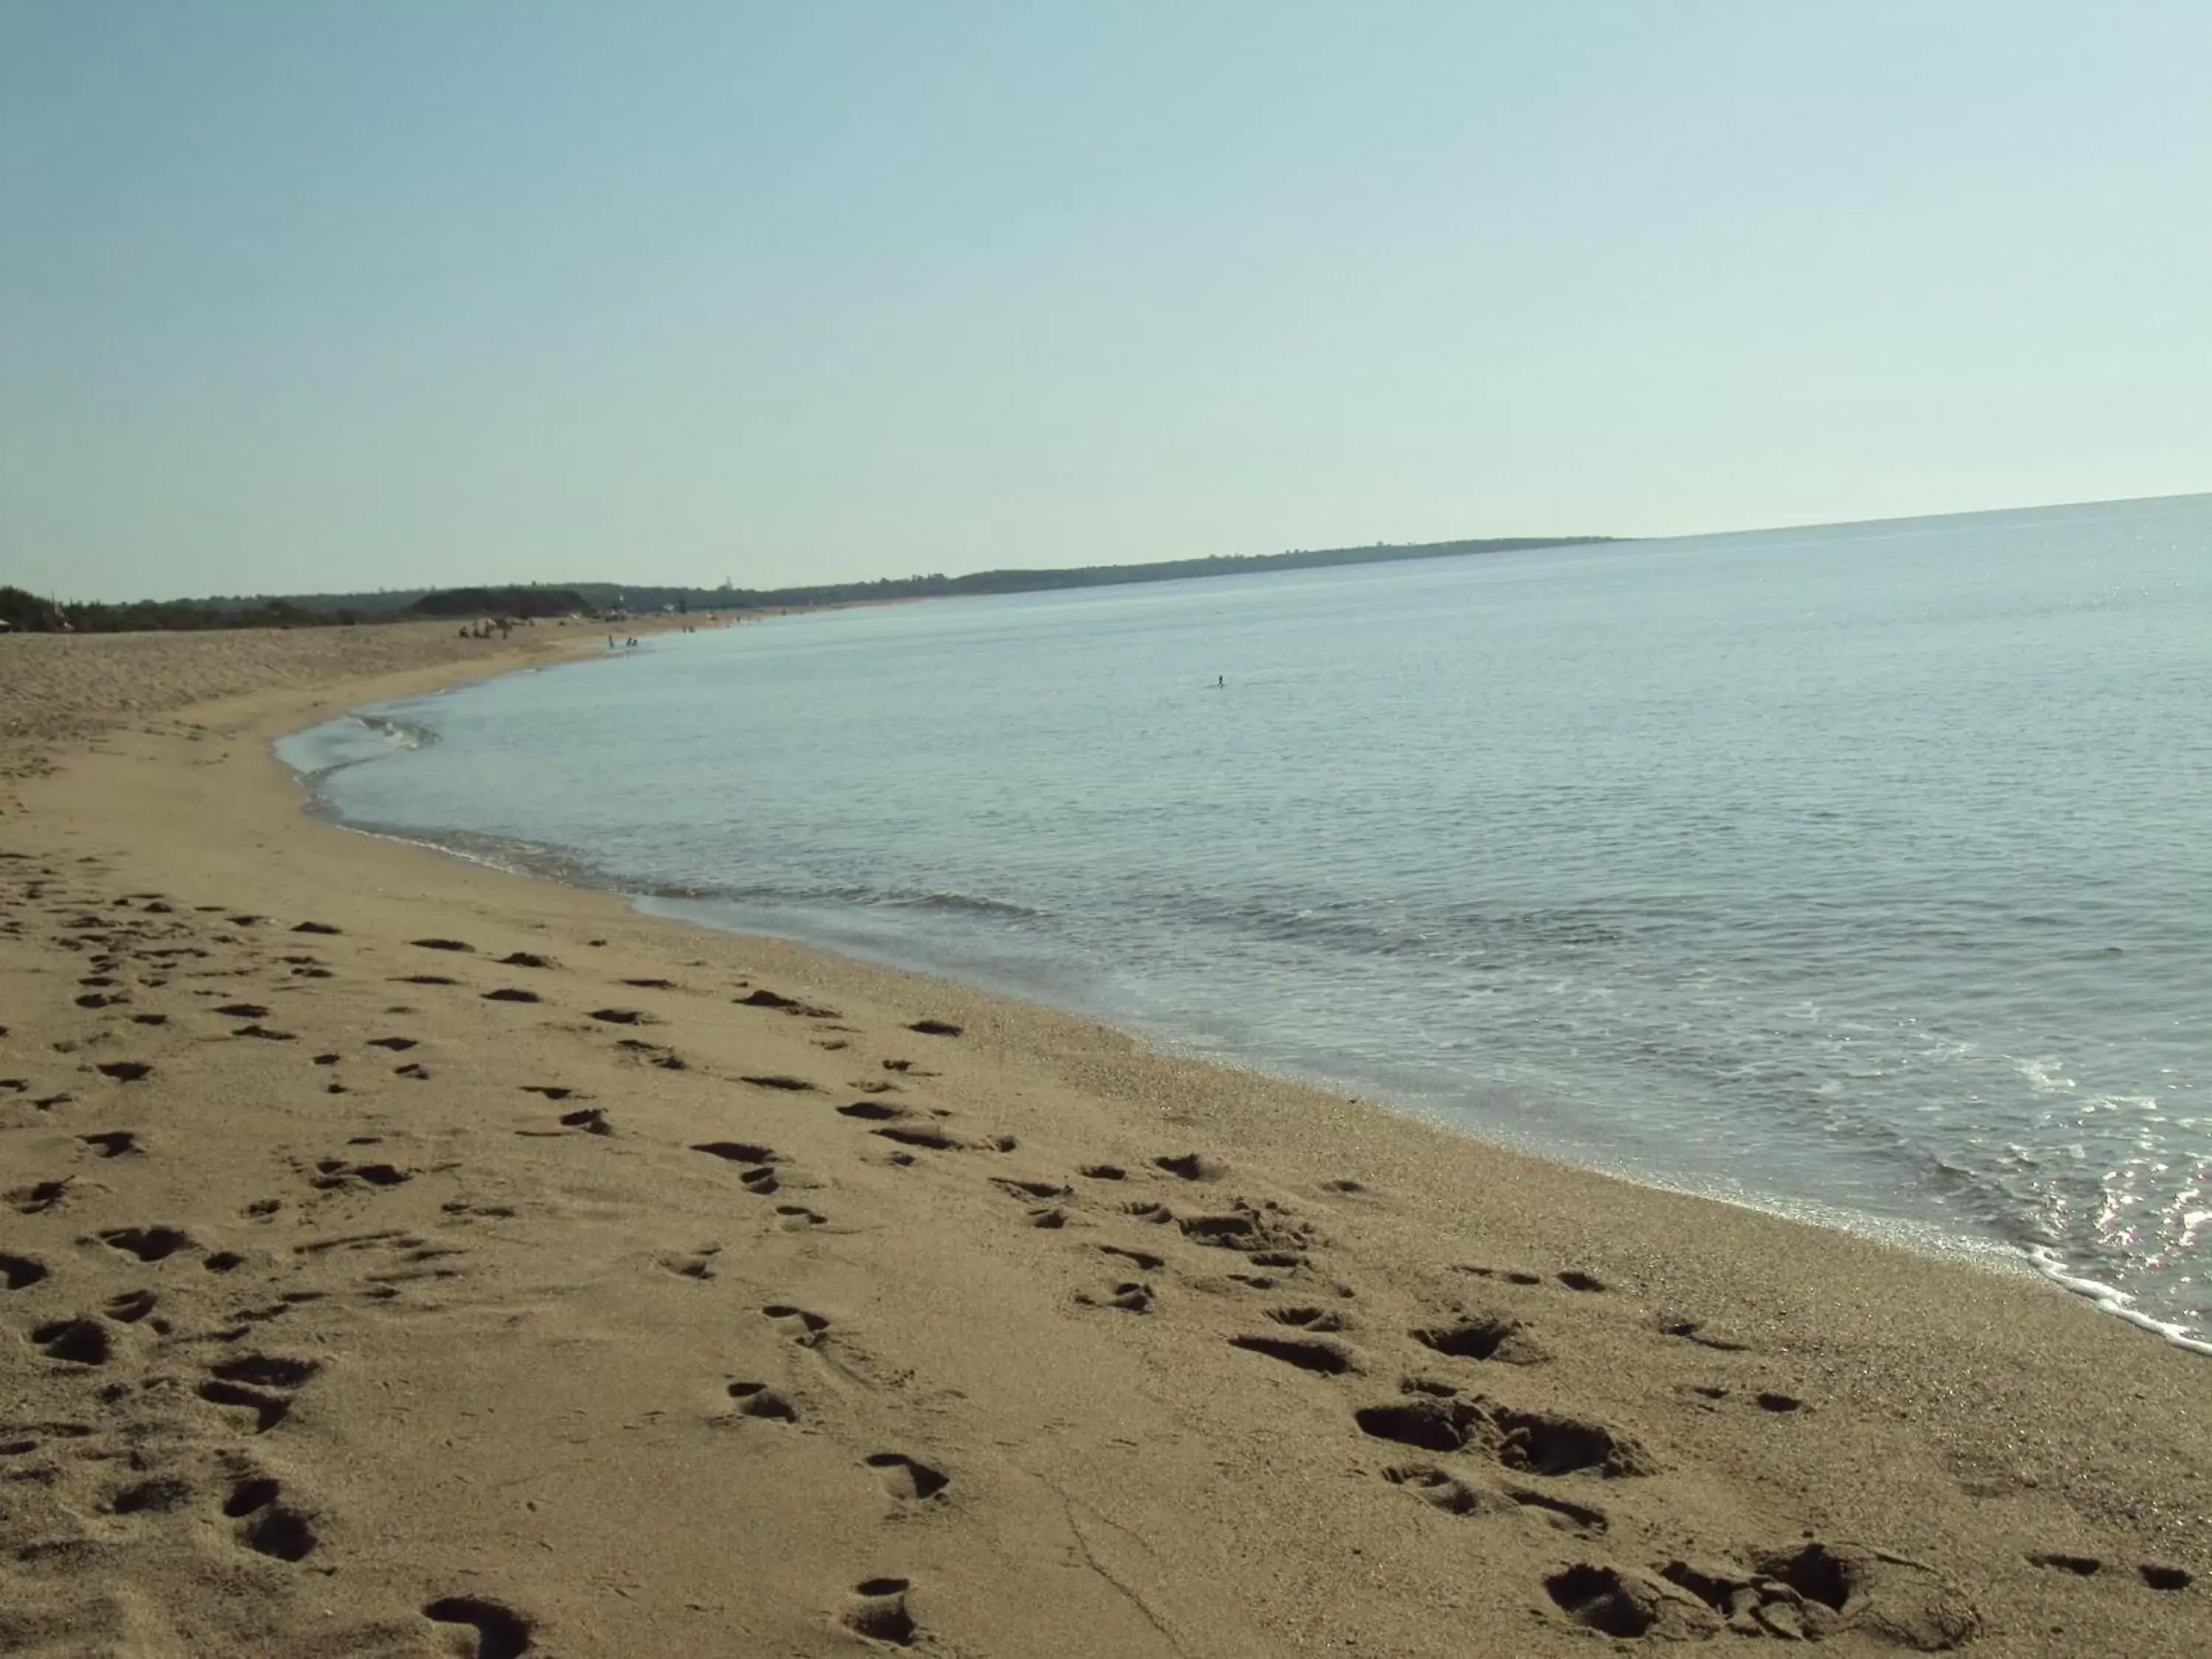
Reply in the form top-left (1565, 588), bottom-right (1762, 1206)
top-left (0, 628), bottom-right (2205, 1656)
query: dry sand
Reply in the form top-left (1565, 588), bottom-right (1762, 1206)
top-left (0, 625), bottom-right (2205, 1658)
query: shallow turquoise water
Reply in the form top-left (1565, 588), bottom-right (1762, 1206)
top-left (284, 495), bottom-right (2212, 1349)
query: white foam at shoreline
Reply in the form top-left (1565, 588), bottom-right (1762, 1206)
top-left (2026, 1248), bottom-right (2212, 1357)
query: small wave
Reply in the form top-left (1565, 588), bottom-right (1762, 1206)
top-left (357, 714), bottom-right (439, 751)
top-left (878, 889), bottom-right (1046, 921)
top-left (2025, 1247), bottom-right (2212, 1357)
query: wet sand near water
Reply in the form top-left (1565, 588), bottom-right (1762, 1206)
top-left (0, 625), bottom-right (2205, 1656)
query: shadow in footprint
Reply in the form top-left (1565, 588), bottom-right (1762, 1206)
top-left (693, 1141), bottom-right (779, 1165)
top-left (725, 1381), bottom-right (797, 1421)
top-left (111, 1476), bottom-right (194, 1514)
top-left (100, 1225), bottom-right (196, 1262)
top-left (844, 1579), bottom-right (918, 1646)
top-left (874, 1125), bottom-right (963, 1151)
top-left (34, 1318), bottom-right (111, 1366)
top-left (838, 1100), bottom-right (908, 1121)
top-left (866, 1452), bottom-right (950, 1500)
top-left (1660, 1319), bottom-right (1749, 1352)
top-left (1546, 1565), bottom-right (1657, 1639)
top-left (1077, 1280), bottom-right (1154, 1313)
top-left (105, 1288), bottom-right (157, 1322)
top-left (242, 1504), bottom-right (319, 1562)
top-left (1413, 1315), bottom-right (1543, 1366)
top-left (1230, 1333), bottom-right (1356, 1374)
top-left (423, 1597), bottom-right (534, 1659)
top-left (762, 1304), bottom-right (829, 1343)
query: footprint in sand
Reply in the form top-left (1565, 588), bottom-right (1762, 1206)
top-left (33, 1317), bottom-right (112, 1365)
top-left (841, 1578), bottom-right (919, 1645)
top-left (865, 1453), bottom-right (950, 1500)
top-left (1659, 1318), bottom-right (1751, 1352)
top-left (723, 1380), bottom-right (799, 1422)
top-left (1267, 1304), bottom-right (1350, 1332)
top-left (1354, 1392), bottom-right (1654, 1478)
top-left (106, 1288), bottom-right (159, 1324)
top-left (7, 1179), bottom-right (73, 1215)
top-left (1412, 1315), bottom-right (1546, 1366)
top-left (734, 988), bottom-right (841, 1018)
top-left (309, 1158), bottom-right (414, 1192)
top-left (1680, 1385), bottom-right (1806, 1415)
top-left (1228, 1333), bottom-right (1358, 1374)
top-left (109, 1475), bottom-right (195, 1515)
top-left (1077, 1281), bottom-right (1155, 1314)
top-left (224, 1472), bottom-right (319, 1561)
top-left (658, 1247), bottom-right (721, 1280)
top-left (1095, 1243), bottom-right (1165, 1273)
top-left (874, 1125), bottom-right (966, 1152)
top-left (693, 1140), bottom-right (779, 1166)
top-left (198, 1352), bottom-right (320, 1433)
top-left (1382, 1464), bottom-right (1608, 1537)
top-left (1, 1252), bottom-right (52, 1290)
top-left (838, 1099), bottom-right (908, 1121)
top-left (762, 1304), bottom-right (830, 1345)
top-left (422, 1596), bottom-right (535, 1658)
top-left (98, 1225), bottom-right (197, 1262)
top-left (1152, 1152), bottom-right (1227, 1182)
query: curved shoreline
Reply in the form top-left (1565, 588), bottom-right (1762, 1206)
top-left (1, 623), bottom-right (2206, 1655)
top-left (282, 666), bottom-right (2205, 1361)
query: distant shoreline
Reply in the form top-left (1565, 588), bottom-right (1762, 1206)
top-left (11, 532), bottom-right (1618, 631)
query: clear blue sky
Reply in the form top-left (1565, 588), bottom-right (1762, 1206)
top-left (4, 2), bottom-right (2207, 602)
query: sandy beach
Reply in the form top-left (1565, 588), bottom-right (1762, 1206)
top-left (0, 625), bottom-right (2204, 1658)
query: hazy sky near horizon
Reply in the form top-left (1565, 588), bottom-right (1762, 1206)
top-left (5, 3), bottom-right (2208, 602)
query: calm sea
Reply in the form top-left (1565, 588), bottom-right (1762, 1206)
top-left (282, 495), bottom-right (2212, 1352)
